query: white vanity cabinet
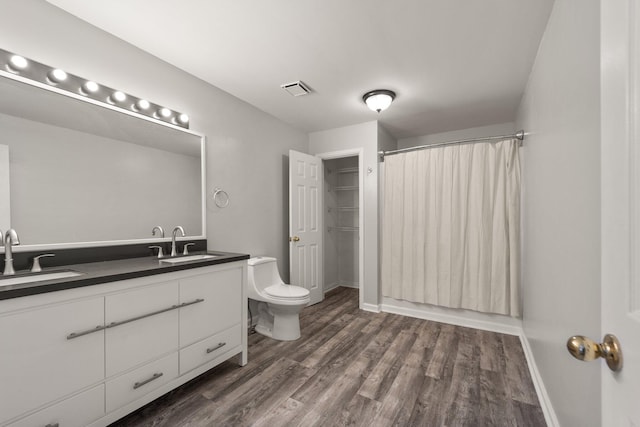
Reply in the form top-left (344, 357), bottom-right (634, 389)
top-left (0, 296), bottom-right (105, 425)
top-left (0, 260), bottom-right (247, 427)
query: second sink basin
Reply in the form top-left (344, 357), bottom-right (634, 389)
top-left (159, 254), bottom-right (219, 264)
top-left (0, 270), bottom-right (84, 287)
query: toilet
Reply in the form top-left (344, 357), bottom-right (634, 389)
top-left (247, 256), bottom-right (310, 341)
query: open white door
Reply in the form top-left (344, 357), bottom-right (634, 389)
top-left (600, 1), bottom-right (640, 424)
top-left (289, 150), bottom-right (323, 305)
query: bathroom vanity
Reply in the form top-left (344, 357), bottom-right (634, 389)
top-left (0, 253), bottom-right (248, 427)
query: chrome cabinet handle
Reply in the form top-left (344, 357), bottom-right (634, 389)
top-left (68, 299), bottom-right (204, 339)
top-left (180, 298), bottom-right (205, 308)
top-left (206, 342), bottom-right (226, 354)
top-left (67, 325), bottom-right (106, 340)
top-left (133, 372), bottom-right (163, 390)
top-left (106, 299), bottom-right (204, 329)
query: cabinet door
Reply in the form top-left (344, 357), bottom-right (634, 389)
top-left (0, 297), bottom-right (104, 424)
top-left (105, 281), bottom-right (179, 377)
top-left (179, 267), bottom-right (242, 347)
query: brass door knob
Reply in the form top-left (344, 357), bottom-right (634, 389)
top-left (289, 236), bottom-right (300, 242)
top-left (566, 334), bottom-right (623, 372)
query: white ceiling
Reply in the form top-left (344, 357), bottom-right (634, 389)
top-left (46, 0), bottom-right (554, 139)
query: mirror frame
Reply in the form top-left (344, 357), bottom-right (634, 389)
top-left (0, 69), bottom-right (207, 253)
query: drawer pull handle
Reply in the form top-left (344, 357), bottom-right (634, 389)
top-left (180, 298), bottom-right (205, 308)
top-left (67, 325), bottom-right (106, 340)
top-left (206, 342), bottom-right (227, 354)
top-left (45, 424), bottom-right (59, 427)
top-left (68, 300), bottom-right (205, 339)
top-left (133, 372), bottom-right (163, 390)
top-left (107, 299), bottom-right (204, 329)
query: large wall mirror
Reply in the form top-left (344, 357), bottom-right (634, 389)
top-left (0, 71), bottom-right (205, 251)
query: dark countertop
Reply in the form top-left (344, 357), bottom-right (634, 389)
top-left (0, 251), bottom-right (249, 301)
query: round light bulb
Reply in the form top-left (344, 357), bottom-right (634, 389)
top-left (47, 68), bottom-right (68, 84)
top-left (173, 113), bottom-right (189, 125)
top-left (134, 99), bottom-right (150, 111)
top-left (80, 81), bottom-right (99, 95)
top-left (7, 55), bottom-right (28, 73)
top-left (109, 91), bottom-right (127, 104)
top-left (157, 107), bottom-right (171, 118)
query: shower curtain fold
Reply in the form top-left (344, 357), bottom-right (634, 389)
top-left (381, 139), bottom-right (521, 317)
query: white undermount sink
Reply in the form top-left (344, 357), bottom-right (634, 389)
top-left (159, 254), bottom-right (219, 264)
top-left (0, 270), bottom-right (84, 287)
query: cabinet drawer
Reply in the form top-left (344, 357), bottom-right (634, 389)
top-left (9, 385), bottom-right (104, 427)
top-left (106, 281), bottom-right (179, 376)
top-left (179, 323), bottom-right (241, 375)
top-left (0, 297), bottom-right (104, 424)
top-left (179, 268), bottom-right (242, 347)
top-left (106, 353), bottom-right (178, 413)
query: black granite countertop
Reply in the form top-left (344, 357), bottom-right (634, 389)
top-left (0, 251), bottom-right (249, 301)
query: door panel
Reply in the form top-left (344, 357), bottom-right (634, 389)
top-left (601, 1), bottom-right (640, 424)
top-left (289, 150), bottom-right (323, 305)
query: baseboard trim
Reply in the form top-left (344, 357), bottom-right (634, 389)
top-left (323, 282), bottom-right (340, 294)
top-left (361, 303), bottom-right (381, 313)
top-left (379, 302), bottom-right (523, 336)
top-left (518, 333), bottom-right (559, 427)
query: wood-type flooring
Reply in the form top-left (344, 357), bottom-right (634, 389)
top-left (110, 287), bottom-right (546, 427)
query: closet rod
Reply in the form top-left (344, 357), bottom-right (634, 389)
top-left (378, 130), bottom-right (525, 160)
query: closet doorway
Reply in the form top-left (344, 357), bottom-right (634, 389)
top-left (288, 149), bottom-right (364, 308)
top-left (323, 156), bottom-right (359, 293)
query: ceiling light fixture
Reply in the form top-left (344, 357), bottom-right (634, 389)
top-left (363, 89), bottom-right (396, 113)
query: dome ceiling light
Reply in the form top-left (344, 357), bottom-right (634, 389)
top-left (363, 89), bottom-right (396, 113)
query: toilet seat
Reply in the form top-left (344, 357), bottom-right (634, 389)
top-left (264, 283), bottom-right (310, 302)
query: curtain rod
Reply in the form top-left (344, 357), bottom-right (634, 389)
top-left (378, 130), bottom-right (525, 160)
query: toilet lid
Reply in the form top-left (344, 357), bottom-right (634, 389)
top-left (264, 283), bottom-right (310, 299)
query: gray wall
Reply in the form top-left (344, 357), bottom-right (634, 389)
top-left (516, 0), bottom-right (601, 424)
top-left (0, 0), bottom-right (308, 277)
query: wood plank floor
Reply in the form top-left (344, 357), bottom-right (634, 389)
top-left (110, 287), bottom-right (546, 427)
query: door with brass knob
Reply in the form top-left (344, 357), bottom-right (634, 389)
top-left (566, 334), bottom-right (623, 372)
top-left (601, 3), bottom-right (640, 424)
top-left (289, 236), bottom-right (300, 242)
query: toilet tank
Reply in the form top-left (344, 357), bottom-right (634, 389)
top-left (247, 256), bottom-right (284, 291)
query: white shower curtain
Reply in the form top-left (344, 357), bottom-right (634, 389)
top-left (381, 139), bottom-right (521, 317)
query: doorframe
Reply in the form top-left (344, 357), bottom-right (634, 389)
top-left (314, 148), bottom-right (365, 310)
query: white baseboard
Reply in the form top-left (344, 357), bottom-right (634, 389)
top-left (361, 302), bottom-right (381, 313)
top-left (339, 280), bottom-right (359, 289)
top-left (380, 298), bottom-right (523, 335)
top-left (518, 333), bottom-right (559, 427)
top-left (323, 282), bottom-right (340, 294)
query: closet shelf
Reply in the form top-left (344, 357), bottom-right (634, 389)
top-left (333, 185), bottom-right (359, 191)
top-left (328, 226), bottom-right (359, 232)
top-left (337, 167), bottom-right (358, 174)
top-left (327, 206), bottom-right (359, 212)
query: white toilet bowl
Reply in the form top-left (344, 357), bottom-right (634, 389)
top-left (247, 256), bottom-right (310, 341)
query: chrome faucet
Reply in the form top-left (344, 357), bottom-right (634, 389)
top-left (152, 225), bottom-right (165, 238)
top-left (3, 229), bottom-right (21, 275)
top-left (171, 226), bottom-right (185, 257)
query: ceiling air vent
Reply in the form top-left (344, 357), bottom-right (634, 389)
top-left (281, 81), bottom-right (311, 97)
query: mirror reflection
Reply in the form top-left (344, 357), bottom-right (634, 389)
top-left (0, 74), bottom-right (204, 248)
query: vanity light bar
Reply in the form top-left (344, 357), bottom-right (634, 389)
top-left (0, 48), bottom-right (189, 129)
